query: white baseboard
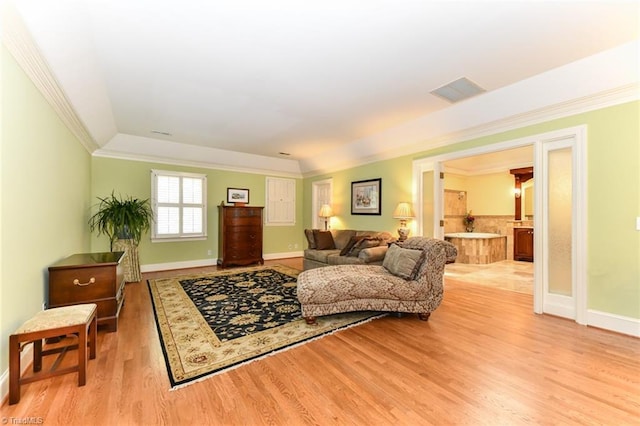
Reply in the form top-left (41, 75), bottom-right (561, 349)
top-left (140, 258), bottom-right (218, 273)
top-left (264, 251), bottom-right (303, 260)
top-left (587, 309), bottom-right (640, 337)
top-left (0, 343), bottom-right (34, 405)
top-left (140, 252), bottom-right (304, 273)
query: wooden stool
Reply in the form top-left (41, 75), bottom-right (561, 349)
top-left (9, 303), bottom-right (97, 405)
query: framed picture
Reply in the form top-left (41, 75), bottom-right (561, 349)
top-left (227, 188), bottom-right (249, 204)
top-left (351, 178), bottom-right (381, 215)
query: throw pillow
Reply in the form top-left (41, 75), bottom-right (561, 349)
top-left (304, 229), bottom-right (317, 249)
top-left (339, 235), bottom-right (366, 256)
top-left (313, 230), bottom-right (335, 250)
top-left (383, 244), bottom-right (424, 280)
top-left (348, 237), bottom-right (382, 257)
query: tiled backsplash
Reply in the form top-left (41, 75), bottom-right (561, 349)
top-left (444, 189), bottom-right (467, 216)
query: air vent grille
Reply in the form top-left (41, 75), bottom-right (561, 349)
top-left (431, 77), bottom-right (486, 103)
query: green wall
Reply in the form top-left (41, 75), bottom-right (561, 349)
top-left (305, 101), bottom-right (640, 319)
top-left (1, 46), bottom-right (92, 371)
top-left (303, 156), bottom-right (413, 235)
top-left (91, 157), bottom-right (304, 265)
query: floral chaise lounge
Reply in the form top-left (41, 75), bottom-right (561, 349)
top-left (297, 236), bottom-right (458, 324)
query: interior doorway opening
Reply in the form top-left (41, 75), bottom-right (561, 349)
top-left (412, 125), bottom-right (587, 323)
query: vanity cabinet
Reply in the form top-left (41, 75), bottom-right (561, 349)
top-left (218, 205), bottom-right (264, 268)
top-left (513, 227), bottom-right (534, 262)
top-left (48, 251), bottom-right (125, 332)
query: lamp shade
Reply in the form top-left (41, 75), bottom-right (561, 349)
top-left (393, 202), bottom-right (414, 219)
top-left (318, 204), bottom-right (334, 218)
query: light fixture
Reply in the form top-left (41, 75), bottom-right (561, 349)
top-left (318, 204), bottom-right (334, 230)
top-left (393, 202), bottom-right (415, 241)
top-left (513, 187), bottom-right (522, 198)
top-left (458, 191), bottom-right (465, 200)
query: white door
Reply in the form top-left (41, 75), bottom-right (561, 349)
top-left (535, 130), bottom-right (587, 324)
top-left (414, 161), bottom-right (443, 238)
top-left (312, 179), bottom-right (333, 230)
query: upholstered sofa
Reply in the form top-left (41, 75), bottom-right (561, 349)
top-left (297, 237), bottom-right (458, 324)
top-left (303, 229), bottom-right (396, 271)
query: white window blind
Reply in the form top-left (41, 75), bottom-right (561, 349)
top-left (265, 177), bottom-right (295, 226)
top-left (151, 170), bottom-right (207, 241)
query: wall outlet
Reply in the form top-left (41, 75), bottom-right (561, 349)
top-left (294, 243), bottom-right (298, 249)
top-left (207, 249), bottom-right (212, 256)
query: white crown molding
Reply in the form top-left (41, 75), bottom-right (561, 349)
top-left (94, 134), bottom-right (304, 179)
top-left (443, 161), bottom-right (534, 177)
top-left (1, 2), bottom-right (99, 153)
top-left (302, 82), bottom-right (639, 178)
top-left (95, 148), bottom-right (303, 179)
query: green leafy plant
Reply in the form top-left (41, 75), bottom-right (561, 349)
top-left (88, 192), bottom-right (153, 249)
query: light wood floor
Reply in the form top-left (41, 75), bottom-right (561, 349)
top-left (2, 257), bottom-right (639, 425)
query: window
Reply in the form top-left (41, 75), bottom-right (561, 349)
top-left (151, 170), bottom-right (207, 241)
top-left (265, 177), bottom-right (296, 226)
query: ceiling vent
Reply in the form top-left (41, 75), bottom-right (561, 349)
top-left (430, 77), bottom-right (486, 103)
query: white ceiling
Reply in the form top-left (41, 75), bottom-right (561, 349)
top-left (8, 1), bottom-right (640, 175)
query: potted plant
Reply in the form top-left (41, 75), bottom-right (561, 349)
top-left (463, 210), bottom-right (475, 233)
top-left (88, 191), bottom-right (153, 251)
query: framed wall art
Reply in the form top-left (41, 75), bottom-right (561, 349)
top-left (227, 188), bottom-right (250, 204)
top-left (351, 178), bottom-right (381, 215)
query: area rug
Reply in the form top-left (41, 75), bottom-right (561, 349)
top-left (148, 264), bottom-right (382, 389)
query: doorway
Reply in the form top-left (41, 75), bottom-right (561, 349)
top-left (412, 126), bottom-right (587, 324)
top-left (311, 179), bottom-right (333, 230)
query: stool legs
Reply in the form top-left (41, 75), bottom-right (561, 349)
top-left (9, 335), bottom-right (20, 405)
top-left (9, 310), bottom-right (98, 405)
top-left (78, 324), bottom-right (87, 386)
top-left (89, 314), bottom-right (97, 360)
top-left (33, 339), bottom-right (43, 372)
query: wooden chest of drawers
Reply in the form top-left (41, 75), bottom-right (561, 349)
top-left (218, 205), bottom-right (264, 268)
top-left (48, 251), bottom-right (125, 332)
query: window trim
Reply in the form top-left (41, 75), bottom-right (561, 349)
top-left (151, 169), bottom-right (207, 242)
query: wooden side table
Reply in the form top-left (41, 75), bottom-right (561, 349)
top-left (48, 252), bottom-right (125, 332)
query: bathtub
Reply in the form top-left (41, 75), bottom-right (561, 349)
top-left (444, 232), bottom-right (507, 264)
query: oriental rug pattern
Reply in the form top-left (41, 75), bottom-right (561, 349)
top-left (148, 265), bottom-right (382, 389)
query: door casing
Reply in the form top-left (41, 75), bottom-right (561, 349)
top-left (412, 125), bottom-right (587, 323)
